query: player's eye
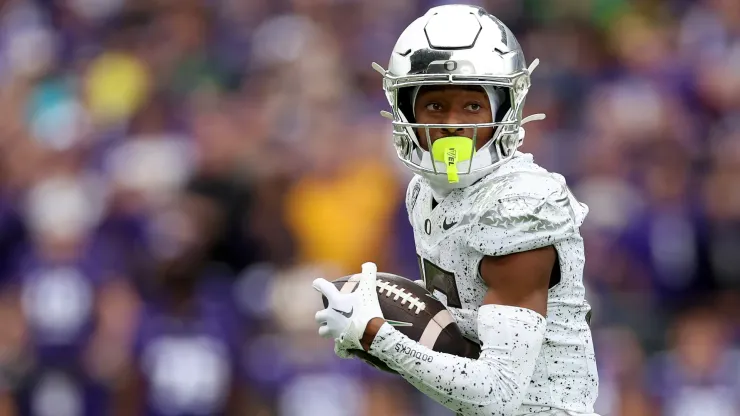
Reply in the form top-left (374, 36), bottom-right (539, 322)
top-left (425, 103), bottom-right (443, 111)
top-left (465, 103), bottom-right (482, 112)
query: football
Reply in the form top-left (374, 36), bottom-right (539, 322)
top-left (321, 272), bottom-right (481, 374)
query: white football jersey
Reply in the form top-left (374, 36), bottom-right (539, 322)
top-left (405, 152), bottom-right (599, 414)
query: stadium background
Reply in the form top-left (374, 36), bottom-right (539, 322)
top-left (0, 0), bottom-right (739, 414)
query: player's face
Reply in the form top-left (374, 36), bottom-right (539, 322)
top-left (413, 85), bottom-right (494, 151)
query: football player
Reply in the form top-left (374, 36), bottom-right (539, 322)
top-left (312, 5), bottom-right (599, 416)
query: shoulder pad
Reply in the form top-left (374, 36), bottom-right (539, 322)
top-left (405, 175), bottom-right (424, 217)
top-left (465, 172), bottom-right (586, 256)
top-left (475, 171), bottom-right (568, 205)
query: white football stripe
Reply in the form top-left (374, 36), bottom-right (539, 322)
top-left (419, 309), bottom-right (454, 349)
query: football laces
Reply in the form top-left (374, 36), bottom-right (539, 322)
top-left (376, 279), bottom-right (426, 314)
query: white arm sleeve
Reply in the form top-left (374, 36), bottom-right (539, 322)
top-left (369, 304), bottom-right (546, 416)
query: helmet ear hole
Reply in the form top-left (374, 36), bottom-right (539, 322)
top-left (487, 87), bottom-right (512, 148)
top-left (494, 87), bottom-right (511, 123)
top-left (398, 87), bottom-right (416, 123)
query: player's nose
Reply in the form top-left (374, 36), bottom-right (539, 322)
top-left (437, 124), bottom-right (470, 142)
top-left (441, 125), bottom-right (465, 135)
top-left (440, 111), bottom-right (467, 136)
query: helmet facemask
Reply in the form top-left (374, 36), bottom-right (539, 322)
top-left (375, 60), bottom-right (544, 189)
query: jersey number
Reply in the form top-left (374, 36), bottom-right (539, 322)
top-left (416, 255), bottom-right (592, 326)
top-left (417, 256), bottom-right (462, 308)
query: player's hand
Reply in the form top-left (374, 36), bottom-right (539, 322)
top-left (313, 262), bottom-right (384, 355)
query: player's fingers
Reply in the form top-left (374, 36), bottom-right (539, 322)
top-left (312, 278), bottom-right (339, 298)
top-left (318, 325), bottom-right (333, 339)
top-left (358, 262), bottom-right (378, 290)
top-left (362, 262), bottom-right (377, 278)
top-left (315, 309), bottom-right (330, 325)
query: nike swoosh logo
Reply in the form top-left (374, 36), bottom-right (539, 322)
top-left (332, 307), bottom-right (353, 318)
top-left (442, 218), bottom-right (458, 230)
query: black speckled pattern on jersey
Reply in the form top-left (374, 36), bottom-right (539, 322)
top-left (403, 152), bottom-right (599, 414)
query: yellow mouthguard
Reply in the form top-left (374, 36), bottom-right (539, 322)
top-left (431, 136), bottom-right (475, 183)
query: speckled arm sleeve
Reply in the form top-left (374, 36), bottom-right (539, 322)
top-left (370, 304), bottom-right (546, 416)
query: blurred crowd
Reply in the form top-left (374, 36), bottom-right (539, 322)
top-left (0, 0), bottom-right (739, 415)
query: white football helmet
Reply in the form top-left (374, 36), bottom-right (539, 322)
top-left (373, 5), bottom-right (544, 191)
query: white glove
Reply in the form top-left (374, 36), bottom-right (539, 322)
top-left (313, 262), bottom-right (384, 354)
